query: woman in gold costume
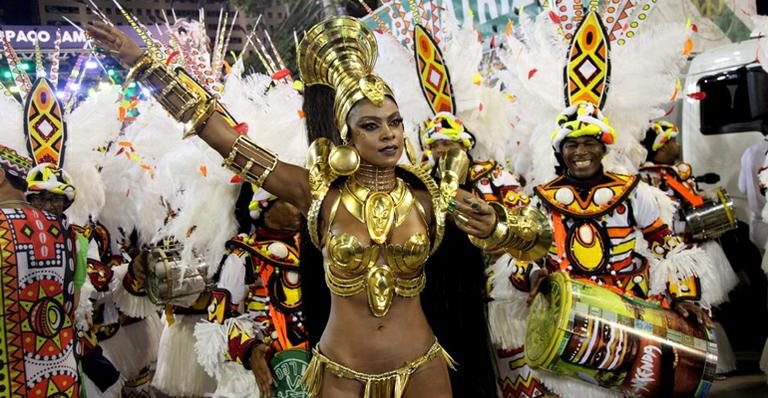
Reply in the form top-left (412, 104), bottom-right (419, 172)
top-left (87, 16), bottom-right (549, 398)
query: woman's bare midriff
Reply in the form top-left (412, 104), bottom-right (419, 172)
top-left (319, 293), bottom-right (436, 372)
top-left (316, 293), bottom-right (452, 397)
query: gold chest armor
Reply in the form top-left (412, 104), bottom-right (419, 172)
top-left (306, 139), bottom-right (445, 318)
top-left (323, 177), bottom-right (430, 317)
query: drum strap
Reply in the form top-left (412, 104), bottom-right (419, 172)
top-left (662, 173), bottom-right (704, 207)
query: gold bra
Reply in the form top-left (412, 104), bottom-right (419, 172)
top-left (307, 161), bottom-right (445, 318)
top-left (321, 177), bottom-right (431, 317)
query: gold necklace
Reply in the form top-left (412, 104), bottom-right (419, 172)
top-left (354, 163), bottom-right (396, 192)
top-left (341, 174), bottom-right (415, 244)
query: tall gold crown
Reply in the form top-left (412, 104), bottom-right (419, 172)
top-left (298, 16), bottom-right (393, 142)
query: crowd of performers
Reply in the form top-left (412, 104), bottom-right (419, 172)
top-left (0, 1), bottom-right (765, 397)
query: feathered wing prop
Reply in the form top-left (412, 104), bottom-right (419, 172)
top-left (0, 92), bottom-right (25, 156)
top-left (153, 137), bottom-right (239, 274)
top-left (438, 12), bottom-right (515, 163)
top-left (602, 23), bottom-right (689, 173)
top-left (63, 85), bottom-right (122, 225)
top-left (498, 13), bottom-right (567, 190)
top-left (99, 98), bottom-right (177, 249)
top-left (225, 73), bottom-right (310, 165)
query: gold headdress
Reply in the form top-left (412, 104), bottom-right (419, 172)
top-left (298, 16), bottom-right (393, 142)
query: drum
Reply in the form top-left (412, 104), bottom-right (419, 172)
top-left (146, 244), bottom-right (210, 306)
top-left (526, 272), bottom-right (717, 398)
top-left (270, 348), bottom-right (310, 397)
top-left (682, 187), bottom-right (737, 240)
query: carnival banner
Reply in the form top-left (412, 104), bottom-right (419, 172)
top-left (361, 0), bottom-right (543, 41)
top-left (0, 26), bottom-right (145, 50)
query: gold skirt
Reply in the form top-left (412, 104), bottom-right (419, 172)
top-left (301, 339), bottom-right (456, 398)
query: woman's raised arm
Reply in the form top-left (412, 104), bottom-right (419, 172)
top-left (86, 21), bottom-right (311, 213)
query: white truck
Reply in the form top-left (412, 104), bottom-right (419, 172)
top-left (681, 36), bottom-right (768, 361)
top-left (682, 37), bottom-right (767, 223)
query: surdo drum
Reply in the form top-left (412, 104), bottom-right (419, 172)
top-left (526, 272), bottom-right (717, 398)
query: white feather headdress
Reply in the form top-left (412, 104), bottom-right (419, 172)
top-left (497, 2), bottom-right (690, 189)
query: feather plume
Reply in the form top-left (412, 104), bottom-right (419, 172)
top-left (63, 85), bottom-right (122, 225)
top-left (0, 94), bottom-right (24, 155)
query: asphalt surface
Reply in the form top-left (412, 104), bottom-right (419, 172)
top-left (709, 373), bottom-right (768, 398)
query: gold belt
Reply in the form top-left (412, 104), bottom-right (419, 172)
top-left (301, 339), bottom-right (456, 398)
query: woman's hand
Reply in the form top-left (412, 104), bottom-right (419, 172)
top-left (85, 21), bottom-right (145, 68)
top-left (450, 190), bottom-right (497, 238)
top-left (249, 344), bottom-right (274, 398)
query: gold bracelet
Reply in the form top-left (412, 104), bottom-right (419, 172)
top-left (129, 55), bottom-right (208, 133)
top-left (125, 52), bottom-right (154, 83)
top-left (469, 204), bottom-right (552, 261)
top-left (437, 148), bottom-right (469, 211)
top-left (222, 135), bottom-right (279, 189)
top-left (182, 98), bottom-right (217, 138)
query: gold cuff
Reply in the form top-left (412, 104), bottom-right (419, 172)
top-left (222, 135), bottom-right (279, 189)
top-left (469, 202), bottom-right (510, 250)
top-left (182, 99), bottom-right (217, 139)
top-left (125, 52), bottom-right (154, 83)
top-left (437, 147), bottom-right (469, 211)
top-left (129, 54), bottom-right (210, 136)
top-left (469, 203), bottom-right (552, 261)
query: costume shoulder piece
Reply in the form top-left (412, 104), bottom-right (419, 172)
top-left (534, 172), bottom-right (638, 218)
top-left (226, 233), bottom-right (256, 254)
top-left (397, 163), bottom-right (445, 253)
top-left (469, 160), bottom-right (496, 183)
top-left (306, 138), bottom-right (359, 249)
top-left (640, 162), bottom-right (690, 180)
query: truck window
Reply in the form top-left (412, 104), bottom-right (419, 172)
top-left (698, 65), bottom-right (768, 135)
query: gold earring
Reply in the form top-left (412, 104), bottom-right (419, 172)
top-left (328, 144), bottom-right (360, 176)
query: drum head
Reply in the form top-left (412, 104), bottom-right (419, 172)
top-left (525, 272), bottom-right (572, 368)
top-left (270, 348), bottom-right (310, 395)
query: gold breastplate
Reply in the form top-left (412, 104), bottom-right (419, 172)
top-left (321, 177), bottom-right (430, 317)
top-left (306, 141), bottom-right (445, 317)
top-left (325, 232), bottom-right (430, 317)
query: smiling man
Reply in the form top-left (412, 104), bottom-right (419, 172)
top-left (531, 101), bottom-right (713, 322)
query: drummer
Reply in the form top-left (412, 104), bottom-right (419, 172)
top-left (528, 102), bottom-right (729, 328)
top-left (507, 103), bottom-right (733, 397)
top-left (638, 121), bottom-right (711, 236)
top-left (638, 120), bottom-right (739, 375)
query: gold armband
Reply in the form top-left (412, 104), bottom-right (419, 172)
top-left (469, 203), bottom-right (552, 261)
top-left (223, 135), bottom-right (279, 189)
top-left (127, 52), bottom-right (213, 138)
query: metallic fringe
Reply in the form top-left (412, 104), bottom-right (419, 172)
top-left (301, 340), bottom-right (456, 398)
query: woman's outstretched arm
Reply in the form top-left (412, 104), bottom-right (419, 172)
top-left (86, 21), bottom-right (311, 213)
